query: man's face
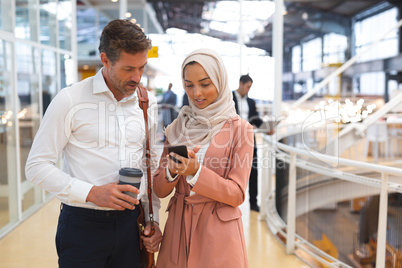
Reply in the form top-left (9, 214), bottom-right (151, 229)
top-left (239, 81), bottom-right (253, 96)
top-left (102, 51), bottom-right (148, 101)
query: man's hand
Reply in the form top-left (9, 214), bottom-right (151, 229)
top-left (86, 182), bottom-right (140, 210)
top-left (141, 221), bottom-right (163, 253)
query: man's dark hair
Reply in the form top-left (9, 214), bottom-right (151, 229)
top-left (240, 74), bottom-right (253, 84)
top-left (98, 19), bottom-right (152, 64)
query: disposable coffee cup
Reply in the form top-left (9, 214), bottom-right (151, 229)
top-left (118, 167), bottom-right (142, 200)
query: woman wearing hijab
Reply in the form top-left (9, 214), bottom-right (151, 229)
top-left (153, 48), bottom-right (254, 268)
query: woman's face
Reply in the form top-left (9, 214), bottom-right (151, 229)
top-left (183, 62), bottom-right (219, 109)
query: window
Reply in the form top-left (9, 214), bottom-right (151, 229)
top-left (302, 38), bottom-right (322, 71)
top-left (355, 7), bottom-right (398, 62)
top-left (15, 0), bottom-right (38, 41)
top-left (0, 0), bottom-right (13, 32)
top-left (354, 7), bottom-right (397, 95)
top-left (292, 45), bottom-right (301, 73)
top-left (323, 33), bottom-right (347, 64)
top-left (58, 0), bottom-right (72, 50)
top-left (0, 40), bottom-right (17, 230)
top-left (40, 0), bottom-right (58, 46)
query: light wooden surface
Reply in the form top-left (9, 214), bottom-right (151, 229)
top-left (0, 197), bottom-right (309, 268)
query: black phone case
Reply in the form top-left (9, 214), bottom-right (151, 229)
top-left (168, 145), bottom-right (188, 163)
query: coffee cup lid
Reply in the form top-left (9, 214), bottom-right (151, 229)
top-left (119, 167), bottom-right (143, 177)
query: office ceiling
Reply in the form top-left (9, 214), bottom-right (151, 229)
top-left (78, 0), bottom-right (398, 55)
top-left (148, 0), bottom-right (395, 55)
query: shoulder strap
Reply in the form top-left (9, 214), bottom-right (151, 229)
top-left (137, 86), bottom-right (154, 225)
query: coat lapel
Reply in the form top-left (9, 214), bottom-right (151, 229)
top-left (202, 117), bottom-right (239, 177)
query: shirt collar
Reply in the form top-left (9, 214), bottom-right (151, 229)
top-left (120, 93), bottom-right (137, 103)
top-left (235, 90), bottom-right (247, 100)
top-left (92, 67), bottom-right (137, 103)
top-left (93, 68), bottom-right (110, 95)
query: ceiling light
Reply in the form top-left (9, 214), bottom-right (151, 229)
top-left (131, 18), bottom-right (136, 24)
top-left (125, 12), bottom-right (131, 18)
top-left (244, 35), bottom-right (250, 43)
top-left (200, 27), bottom-right (210, 34)
top-left (202, 11), bottom-right (212, 20)
top-left (282, 4), bottom-right (287, 15)
top-left (111, 0), bottom-right (118, 2)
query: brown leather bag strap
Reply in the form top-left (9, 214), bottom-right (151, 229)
top-left (137, 86), bottom-right (154, 224)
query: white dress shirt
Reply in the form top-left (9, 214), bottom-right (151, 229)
top-left (234, 90), bottom-right (249, 120)
top-left (25, 68), bottom-right (160, 222)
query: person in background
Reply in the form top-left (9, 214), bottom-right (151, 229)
top-left (232, 74), bottom-right (263, 212)
top-left (160, 82), bottom-right (178, 128)
top-left (25, 19), bottom-right (162, 268)
top-left (153, 48), bottom-right (254, 268)
top-left (181, 91), bottom-right (189, 107)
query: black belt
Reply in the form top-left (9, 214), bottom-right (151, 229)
top-left (61, 203), bottom-right (138, 220)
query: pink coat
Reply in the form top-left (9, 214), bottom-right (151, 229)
top-left (154, 116), bottom-right (254, 268)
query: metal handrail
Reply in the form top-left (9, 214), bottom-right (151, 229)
top-left (261, 126), bottom-right (402, 268)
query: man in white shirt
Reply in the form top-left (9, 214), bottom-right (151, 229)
top-left (25, 19), bottom-right (162, 268)
top-left (232, 75), bottom-right (263, 212)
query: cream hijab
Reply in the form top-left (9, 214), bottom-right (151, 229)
top-left (164, 48), bottom-right (238, 147)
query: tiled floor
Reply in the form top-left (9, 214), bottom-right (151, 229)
top-left (0, 197), bottom-right (309, 268)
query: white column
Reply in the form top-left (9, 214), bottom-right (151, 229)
top-left (238, 0), bottom-right (244, 75)
top-left (71, 0), bottom-right (78, 84)
top-left (259, 137), bottom-right (269, 220)
top-left (273, 0), bottom-right (283, 117)
top-left (375, 172), bottom-right (389, 268)
top-left (11, 41), bottom-right (22, 222)
top-left (95, 10), bottom-right (100, 46)
top-left (119, 0), bottom-right (128, 20)
top-left (286, 152), bottom-right (296, 254)
top-left (29, 0), bottom-right (39, 41)
top-left (143, 7), bottom-right (148, 33)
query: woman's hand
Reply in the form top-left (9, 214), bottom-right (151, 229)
top-left (168, 145), bottom-right (201, 176)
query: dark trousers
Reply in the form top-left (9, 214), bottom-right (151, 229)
top-left (56, 204), bottom-right (140, 268)
top-left (249, 144), bottom-right (258, 206)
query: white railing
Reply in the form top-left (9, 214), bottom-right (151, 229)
top-left (259, 125), bottom-right (402, 268)
top-left (256, 9), bottom-right (402, 268)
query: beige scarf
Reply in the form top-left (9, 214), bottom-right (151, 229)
top-left (164, 48), bottom-right (238, 147)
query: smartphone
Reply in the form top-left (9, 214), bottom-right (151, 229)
top-left (168, 145), bottom-right (188, 163)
